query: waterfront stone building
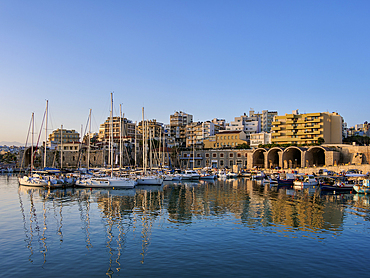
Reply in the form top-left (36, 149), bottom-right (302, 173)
top-left (180, 144), bottom-right (370, 170)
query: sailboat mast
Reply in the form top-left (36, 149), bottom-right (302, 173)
top-left (119, 104), bottom-right (122, 170)
top-left (88, 109), bottom-right (91, 171)
top-left (134, 121), bottom-right (137, 168)
top-left (159, 128), bottom-right (162, 168)
top-left (193, 142), bottom-right (195, 170)
top-left (163, 131), bottom-right (165, 167)
top-left (142, 107), bottom-right (145, 173)
top-left (60, 124), bottom-right (63, 169)
top-left (44, 100), bottom-right (48, 168)
top-left (149, 123), bottom-right (152, 170)
top-left (31, 112), bottom-right (34, 172)
top-left (110, 92), bottom-right (113, 178)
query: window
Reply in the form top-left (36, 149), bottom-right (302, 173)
top-left (245, 153), bottom-right (248, 158)
top-left (212, 153), bottom-right (217, 158)
top-left (237, 153), bottom-right (241, 158)
top-left (229, 160), bottom-right (234, 167)
top-left (220, 153), bottom-right (224, 158)
top-left (205, 153), bottom-right (209, 158)
top-left (229, 153), bottom-right (234, 158)
top-left (220, 160), bottom-right (224, 166)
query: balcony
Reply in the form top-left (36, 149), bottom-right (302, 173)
top-left (271, 126), bottom-right (281, 131)
top-left (312, 124), bottom-right (322, 129)
top-left (272, 137), bottom-right (290, 142)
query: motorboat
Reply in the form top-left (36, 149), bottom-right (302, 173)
top-left (136, 174), bottom-right (163, 185)
top-left (200, 172), bottom-right (217, 180)
top-left (353, 179), bottom-right (370, 194)
top-left (251, 171), bottom-right (266, 180)
top-left (184, 170), bottom-right (200, 180)
top-left (293, 175), bottom-right (318, 190)
top-left (320, 176), bottom-right (357, 192)
top-left (226, 172), bottom-right (238, 179)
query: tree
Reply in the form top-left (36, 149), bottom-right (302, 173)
top-left (235, 143), bottom-right (250, 149)
top-left (317, 137), bottom-right (325, 145)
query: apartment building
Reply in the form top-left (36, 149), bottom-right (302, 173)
top-left (98, 117), bottom-right (137, 143)
top-left (185, 121), bottom-right (223, 148)
top-left (271, 110), bottom-right (343, 145)
top-left (203, 130), bottom-right (248, 149)
top-left (170, 111), bottom-right (193, 126)
top-left (137, 119), bottom-right (164, 140)
top-left (250, 132), bottom-right (272, 147)
top-left (259, 110), bottom-right (278, 132)
top-left (48, 128), bottom-right (80, 144)
top-left (169, 111), bottom-right (193, 147)
top-left (225, 110), bottom-right (261, 140)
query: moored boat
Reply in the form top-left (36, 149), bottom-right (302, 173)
top-left (353, 179), bottom-right (370, 194)
top-left (293, 175), bottom-right (318, 190)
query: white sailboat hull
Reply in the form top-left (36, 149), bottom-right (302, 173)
top-left (18, 176), bottom-right (48, 187)
top-left (76, 177), bottom-right (136, 188)
top-left (136, 176), bottom-right (163, 185)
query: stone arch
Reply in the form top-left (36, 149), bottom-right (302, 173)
top-left (252, 148), bottom-right (267, 168)
top-left (20, 146), bottom-right (40, 168)
top-left (282, 146), bottom-right (306, 169)
top-left (267, 147), bottom-right (283, 169)
top-left (305, 146), bottom-right (327, 167)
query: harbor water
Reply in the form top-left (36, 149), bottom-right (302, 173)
top-left (1, 174), bottom-right (369, 277)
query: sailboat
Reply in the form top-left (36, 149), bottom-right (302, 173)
top-left (18, 108), bottom-right (48, 187)
top-left (136, 107), bottom-right (163, 185)
top-left (76, 93), bottom-right (136, 189)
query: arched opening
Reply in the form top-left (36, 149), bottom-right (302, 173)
top-left (21, 146), bottom-right (39, 168)
top-left (253, 149), bottom-right (266, 168)
top-left (283, 147), bottom-right (302, 169)
top-left (306, 147), bottom-right (326, 167)
top-left (267, 148), bottom-right (282, 169)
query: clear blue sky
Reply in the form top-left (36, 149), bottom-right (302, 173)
top-left (1, 0), bottom-right (369, 144)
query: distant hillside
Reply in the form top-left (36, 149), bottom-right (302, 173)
top-left (0, 141), bottom-right (24, 147)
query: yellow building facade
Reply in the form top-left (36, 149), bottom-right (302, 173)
top-left (48, 128), bottom-right (80, 143)
top-left (271, 111), bottom-right (342, 145)
top-left (203, 131), bottom-right (248, 149)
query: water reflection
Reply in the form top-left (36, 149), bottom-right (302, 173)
top-left (16, 179), bottom-right (370, 274)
